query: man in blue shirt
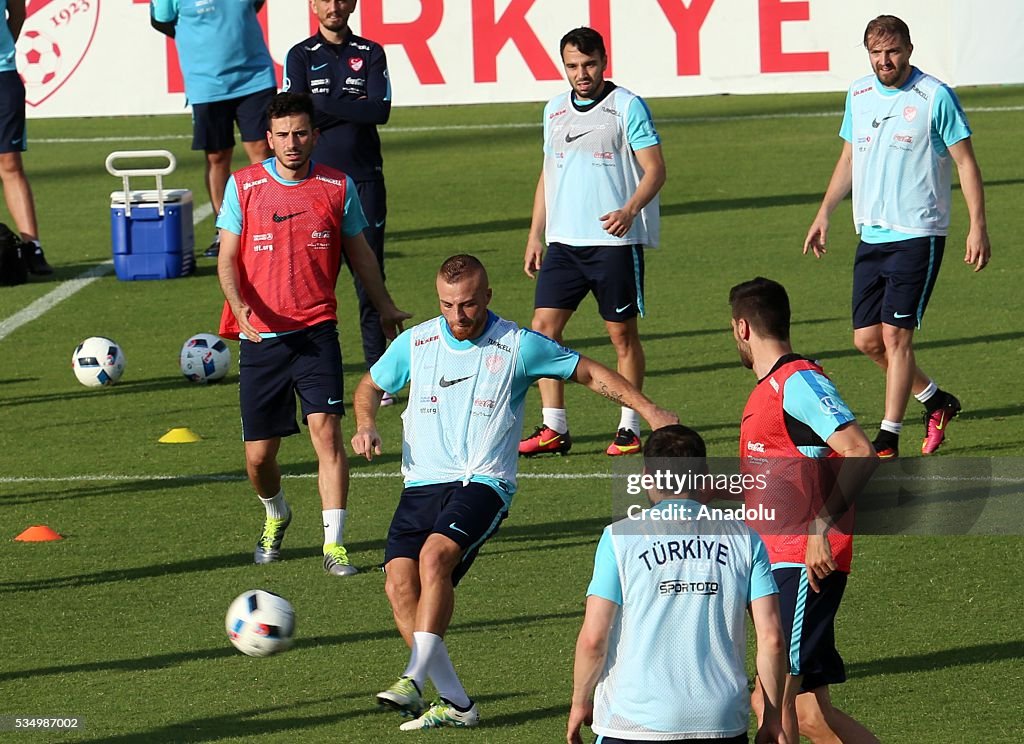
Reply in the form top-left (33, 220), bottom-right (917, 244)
top-left (568, 425), bottom-right (788, 744)
top-left (150, 0), bottom-right (277, 258)
top-left (351, 254), bottom-right (678, 731)
top-left (284, 0), bottom-right (393, 390)
top-left (803, 15), bottom-right (991, 459)
top-left (0, 0), bottom-right (51, 275)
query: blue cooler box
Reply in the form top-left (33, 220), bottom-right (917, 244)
top-left (110, 189), bottom-right (195, 281)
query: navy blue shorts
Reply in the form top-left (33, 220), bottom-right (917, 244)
top-left (0, 71), bottom-right (27, 154)
top-left (191, 87), bottom-right (276, 152)
top-left (852, 236), bottom-right (945, 330)
top-left (774, 567), bottom-right (848, 691)
top-left (597, 735), bottom-right (746, 744)
top-left (535, 243), bottom-right (645, 322)
top-left (238, 322), bottom-right (345, 441)
top-left (384, 482), bottom-right (508, 586)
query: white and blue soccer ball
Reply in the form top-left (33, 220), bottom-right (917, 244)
top-left (225, 589), bottom-right (295, 657)
top-left (180, 333), bottom-right (231, 383)
top-left (71, 336), bottom-right (126, 387)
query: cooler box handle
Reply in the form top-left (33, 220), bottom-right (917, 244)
top-left (105, 150), bottom-right (178, 217)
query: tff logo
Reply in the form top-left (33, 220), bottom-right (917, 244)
top-left (17, 0), bottom-right (101, 106)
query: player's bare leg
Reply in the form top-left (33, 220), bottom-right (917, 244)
top-left (307, 413), bottom-right (356, 575)
top-left (796, 686), bottom-right (880, 744)
top-left (245, 438), bottom-right (292, 564)
top-left (605, 317), bottom-right (646, 454)
top-left (242, 138), bottom-right (272, 164)
top-left (384, 557), bottom-right (421, 646)
top-left (520, 307), bottom-right (575, 455)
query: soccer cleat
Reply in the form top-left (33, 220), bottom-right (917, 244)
top-left (399, 698), bottom-right (480, 730)
top-left (921, 394), bottom-right (961, 455)
top-left (253, 510), bottom-right (292, 564)
top-left (24, 243), bottom-right (53, 275)
top-left (377, 676), bottom-right (426, 718)
top-left (872, 436), bottom-right (898, 460)
top-left (518, 425), bottom-right (572, 457)
top-left (323, 543), bottom-right (358, 577)
top-left (203, 234), bottom-right (220, 258)
top-left (380, 391), bottom-right (396, 407)
top-left (606, 428), bottom-right (642, 456)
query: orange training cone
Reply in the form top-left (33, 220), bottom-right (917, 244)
top-left (15, 525), bottom-right (63, 542)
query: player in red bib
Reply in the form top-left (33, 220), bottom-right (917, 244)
top-left (217, 92), bottom-right (410, 577)
top-left (730, 277), bottom-right (879, 744)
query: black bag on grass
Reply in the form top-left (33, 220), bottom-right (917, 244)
top-left (0, 222), bottom-right (28, 286)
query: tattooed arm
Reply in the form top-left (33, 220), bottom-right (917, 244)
top-left (570, 355), bottom-right (678, 431)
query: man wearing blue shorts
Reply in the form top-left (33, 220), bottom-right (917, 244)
top-left (217, 93), bottom-right (409, 577)
top-left (521, 26), bottom-right (666, 458)
top-left (351, 254), bottom-right (677, 731)
top-left (0, 0), bottom-right (51, 275)
top-left (804, 15), bottom-right (991, 458)
top-left (150, 0), bottom-right (277, 258)
top-left (568, 424), bottom-right (788, 744)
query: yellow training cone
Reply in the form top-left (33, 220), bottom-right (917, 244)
top-left (159, 427), bottom-right (202, 443)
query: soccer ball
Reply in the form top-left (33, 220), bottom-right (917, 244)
top-left (17, 30), bottom-right (62, 87)
top-left (180, 333), bottom-right (231, 383)
top-left (225, 589), bottom-right (295, 657)
top-left (72, 337), bottom-right (126, 387)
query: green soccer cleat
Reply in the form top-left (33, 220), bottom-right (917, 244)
top-left (376, 676), bottom-right (426, 718)
top-left (399, 698), bottom-right (480, 730)
top-left (253, 510), bottom-right (291, 565)
top-left (323, 543), bottom-right (358, 577)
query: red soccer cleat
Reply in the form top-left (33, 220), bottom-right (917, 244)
top-left (519, 425), bottom-right (572, 457)
top-left (921, 394), bottom-right (961, 455)
top-left (606, 428), bottom-right (642, 456)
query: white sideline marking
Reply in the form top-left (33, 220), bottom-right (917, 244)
top-left (0, 202), bottom-right (214, 343)
top-left (1, 472), bottom-right (1022, 485)
top-left (31, 105), bottom-right (1024, 144)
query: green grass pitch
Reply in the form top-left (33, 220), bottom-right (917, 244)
top-left (1, 85), bottom-right (1022, 742)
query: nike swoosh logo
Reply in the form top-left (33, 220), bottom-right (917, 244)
top-left (893, 312), bottom-right (913, 319)
top-left (538, 435), bottom-right (563, 446)
top-left (615, 303), bottom-right (632, 313)
top-left (327, 397), bottom-right (343, 405)
top-left (439, 375), bottom-right (474, 388)
top-left (273, 211), bottom-right (306, 222)
top-left (935, 412), bottom-right (949, 431)
top-left (871, 115), bottom-right (897, 128)
top-left (449, 522), bottom-right (469, 536)
top-left (565, 130), bottom-right (593, 143)
top-left (375, 218), bottom-right (386, 228)
top-left (312, 63), bottom-right (328, 71)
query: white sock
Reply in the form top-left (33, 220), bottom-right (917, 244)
top-left (542, 407), bottom-right (568, 434)
top-left (880, 420), bottom-right (903, 435)
top-left (259, 489), bottom-right (289, 519)
top-left (322, 508), bottom-right (346, 548)
top-left (429, 637), bottom-right (471, 708)
top-left (404, 631), bottom-right (442, 690)
top-left (915, 381), bottom-right (938, 404)
top-left (618, 407), bottom-right (641, 435)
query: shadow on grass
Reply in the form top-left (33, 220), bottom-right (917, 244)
top-left (847, 640), bottom-right (1024, 679)
top-left (0, 611), bottom-right (577, 684)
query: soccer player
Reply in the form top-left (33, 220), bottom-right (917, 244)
top-left (351, 254), bottom-right (678, 731)
top-left (0, 0), bottom-right (51, 275)
top-left (150, 0), bottom-right (276, 258)
top-left (216, 92), bottom-right (410, 577)
top-left (521, 26), bottom-right (665, 458)
top-left (730, 277), bottom-right (879, 744)
top-left (285, 0), bottom-right (395, 396)
top-left (568, 424), bottom-right (788, 744)
top-left (803, 14), bottom-right (991, 458)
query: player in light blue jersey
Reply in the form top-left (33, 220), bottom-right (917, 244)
top-left (803, 15), bottom-right (991, 459)
top-left (568, 425), bottom-right (788, 744)
top-left (0, 0), bottom-right (51, 276)
top-left (351, 255), bottom-right (678, 731)
top-left (521, 27), bottom-right (666, 459)
top-left (150, 0), bottom-right (277, 258)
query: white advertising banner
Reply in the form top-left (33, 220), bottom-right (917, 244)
top-left (18, 0), bottom-right (1024, 119)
